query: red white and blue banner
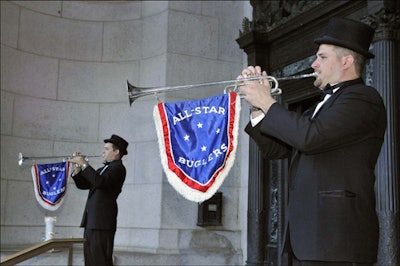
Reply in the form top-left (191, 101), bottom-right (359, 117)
top-left (31, 162), bottom-right (71, 211)
top-left (153, 92), bottom-right (240, 202)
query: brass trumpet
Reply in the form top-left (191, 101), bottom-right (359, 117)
top-left (127, 72), bottom-right (317, 106)
top-left (18, 152), bottom-right (101, 166)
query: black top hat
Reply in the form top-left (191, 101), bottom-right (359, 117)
top-left (104, 134), bottom-right (129, 155)
top-left (314, 17), bottom-right (375, 58)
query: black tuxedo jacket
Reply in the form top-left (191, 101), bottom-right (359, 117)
top-left (72, 160), bottom-right (126, 231)
top-left (245, 79), bottom-right (386, 262)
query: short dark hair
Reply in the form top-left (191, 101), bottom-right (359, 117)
top-left (111, 143), bottom-right (124, 159)
top-left (333, 46), bottom-right (366, 76)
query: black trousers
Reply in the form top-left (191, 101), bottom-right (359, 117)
top-left (84, 228), bottom-right (115, 266)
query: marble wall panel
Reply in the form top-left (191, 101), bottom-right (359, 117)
top-left (99, 101), bottom-right (156, 143)
top-left (115, 227), bottom-right (160, 252)
top-left (160, 184), bottom-right (198, 229)
top-left (1, 91), bottom-right (13, 135)
top-left (178, 229), bottom-right (242, 253)
top-left (201, 0), bottom-right (244, 18)
top-left (19, 9), bottom-right (102, 60)
top-left (138, 54), bottom-right (167, 87)
top-left (62, 1), bottom-right (141, 21)
top-left (3, 180), bottom-right (44, 226)
top-left (141, 1), bottom-right (168, 17)
top-left (103, 20), bottom-right (142, 62)
top-left (158, 228), bottom-right (179, 252)
top-left (168, 1), bottom-right (202, 14)
top-left (0, 180), bottom-right (7, 225)
top-left (12, 0), bottom-right (62, 16)
top-left (132, 142), bottom-right (163, 185)
top-left (167, 10), bottom-right (218, 59)
top-left (218, 17), bottom-right (244, 63)
top-left (117, 183), bottom-right (162, 228)
top-left (1, 46), bottom-right (58, 99)
top-left (1, 1), bottom-right (19, 47)
top-left (58, 60), bottom-right (139, 103)
top-left (1, 226), bottom-right (53, 246)
top-left (141, 11), bottom-right (168, 59)
top-left (13, 96), bottom-right (99, 142)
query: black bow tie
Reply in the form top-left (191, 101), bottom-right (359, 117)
top-left (324, 83), bottom-right (340, 95)
top-left (321, 79), bottom-right (364, 98)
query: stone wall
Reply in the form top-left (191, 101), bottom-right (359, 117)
top-left (1, 1), bottom-right (251, 264)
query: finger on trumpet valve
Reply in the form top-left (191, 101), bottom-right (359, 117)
top-left (72, 151), bottom-right (82, 157)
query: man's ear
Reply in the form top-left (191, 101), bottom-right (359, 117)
top-left (342, 54), bottom-right (354, 69)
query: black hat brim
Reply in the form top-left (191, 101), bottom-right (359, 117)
top-left (104, 138), bottom-right (128, 155)
top-left (314, 36), bottom-right (374, 59)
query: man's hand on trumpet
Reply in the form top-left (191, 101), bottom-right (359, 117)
top-left (238, 66), bottom-right (277, 118)
top-left (70, 152), bottom-right (88, 173)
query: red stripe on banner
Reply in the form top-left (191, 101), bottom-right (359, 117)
top-left (204, 92), bottom-right (237, 190)
top-left (157, 92), bottom-right (238, 192)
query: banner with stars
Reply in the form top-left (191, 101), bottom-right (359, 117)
top-left (153, 92), bottom-right (240, 202)
top-left (31, 162), bottom-right (71, 211)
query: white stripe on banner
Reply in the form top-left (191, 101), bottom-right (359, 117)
top-left (153, 92), bottom-right (241, 202)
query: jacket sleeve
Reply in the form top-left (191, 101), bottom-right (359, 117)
top-left (79, 163), bottom-right (126, 193)
top-left (260, 86), bottom-right (386, 155)
top-left (245, 121), bottom-right (292, 160)
top-left (71, 172), bottom-right (91, 189)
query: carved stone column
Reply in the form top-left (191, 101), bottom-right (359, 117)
top-left (237, 30), bottom-right (270, 265)
top-left (364, 2), bottom-right (400, 265)
top-left (246, 141), bottom-right (267, 265)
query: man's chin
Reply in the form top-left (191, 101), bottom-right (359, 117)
top-left (313, 79), bottom-right (323, 89)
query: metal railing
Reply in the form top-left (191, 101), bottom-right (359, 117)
top-left (0, 238), bottom-right (85, 266)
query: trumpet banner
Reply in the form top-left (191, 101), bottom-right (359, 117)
top-left (153, 92), bottom-right (240, 202)
top-left (32, 161), bottom-right (71, 211)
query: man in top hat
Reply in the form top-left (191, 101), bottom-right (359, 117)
top-left (239, 17), bottom-right (386, 264)
top-left (71, 134), bottom-right (129, 266)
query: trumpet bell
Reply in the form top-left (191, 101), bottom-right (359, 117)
top-left (127, 81), bottom-right (156, 106)
top-left (18, 152), bottom-right (24, 166)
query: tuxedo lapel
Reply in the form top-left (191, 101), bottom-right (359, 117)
top-left (311, 97), bottom-right (330, 119)
top-left (312, 90), bottom-right (344, 119)
top-left (303, 102), bottom-right (319, 121)
top-left (99, 165), bottom-right (109, 175)
top-left (88, 165), bottom-right (108, 198)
